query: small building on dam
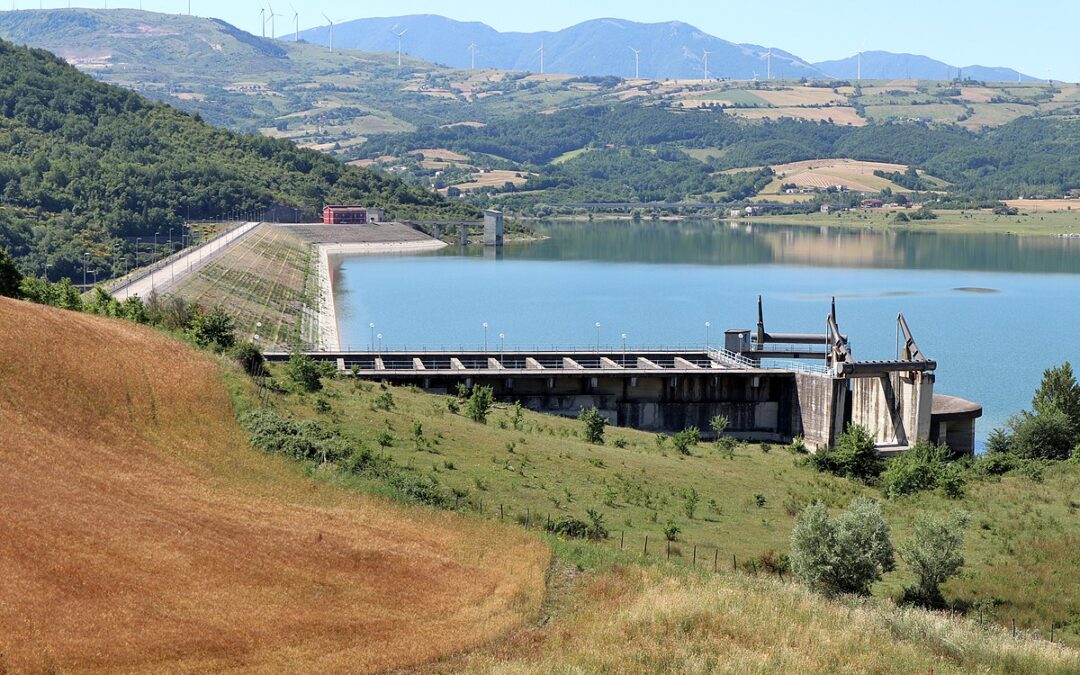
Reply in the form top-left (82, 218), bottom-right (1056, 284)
top-left (274, 299), bottom-right (982, 455)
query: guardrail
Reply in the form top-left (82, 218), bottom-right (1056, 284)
top-left (262, 342), bottom-right (730, 354)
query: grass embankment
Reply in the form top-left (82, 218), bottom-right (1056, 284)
top-left (278, 375), bottom-right (1080, 647)
top-left (166, 224), bottom-right (314, 344)
top-left (0, 298), bottom-right (548, 673)
top-left (753, 209), bottom-right (1080, 236)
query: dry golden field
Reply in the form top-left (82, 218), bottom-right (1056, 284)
top-left (0, 298), bottom-right (548, 673)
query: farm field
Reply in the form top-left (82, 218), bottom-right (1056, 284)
top-left (166, 224), bottom-right (313, 344)
top-left (0, 298), bottom-right (548, 673)
top-left (271, 371), bottom-right (1080, 645)
top-left (753, 209), bottom-right (1080, 236)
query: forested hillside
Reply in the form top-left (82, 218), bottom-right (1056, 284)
top-left (0, 39), bottom-right (476, 279)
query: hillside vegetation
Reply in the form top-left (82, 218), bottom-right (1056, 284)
top-left (0, 37), bottom-right (476, 280)
top-left (0, 297), bottom-right (547, 672)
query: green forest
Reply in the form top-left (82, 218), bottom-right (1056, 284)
top-left (0, 40), bottom-right (477, 280)
top-left (360, 103), bottom-right (1080, 204)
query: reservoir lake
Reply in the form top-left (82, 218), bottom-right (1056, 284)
top-left (333, 220), bottom-right (1080, 438)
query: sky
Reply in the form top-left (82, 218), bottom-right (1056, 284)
top-left (18, 1), bottom-right (1080, 81)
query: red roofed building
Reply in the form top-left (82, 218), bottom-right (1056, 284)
top-left (322, 206), bottom-right (384, 225)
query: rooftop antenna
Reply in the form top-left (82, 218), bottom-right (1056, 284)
top-left (392, 27), bottom-right (408, 68)
top-left (290, 4), bottom-right (298, 42)
top-left (536, 41), bottom-right (545, 74)
top-left (468, 42), bottom-right (479, 69)
top-left (702, 49), bottom-right (712, 81)
top-left (322, 13), bottom-right (334, 53)
top-left (629, 46), bottom-right (640, 79)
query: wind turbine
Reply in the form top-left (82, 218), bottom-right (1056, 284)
top-left (629, 46), bottom-right (640, 79)
top-left (468, 42), bottom-right (479, 69)
top-left (259, 7), bottom-right (265, 38)
top-left (392, 27), bottom-right (408, 67)
top-left (290, 4), bottom-right (298, 42)
top-left (702, 49), bottom-right (712, 81)
top-left (766, 48), bottom-right (772, 80)
top-left (536, 41), bottom-right (545, 74)
top-left (322, 13), bottom-right (335, 53)
top-left (857, 42), bottom-right (864, 82)
top-left (266, 3), bottom-right (280, 40)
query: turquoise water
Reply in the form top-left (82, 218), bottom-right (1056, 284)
top-left (333, 221), bottom-right (1080, 436)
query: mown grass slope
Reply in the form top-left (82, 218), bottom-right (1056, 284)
top-left (0, 297), bottom-right (548, 673)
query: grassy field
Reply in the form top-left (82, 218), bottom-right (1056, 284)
top-left (166, 224), bottom-right (314, 344)
top-left (0, 298), bottom-right (548, 673)
top-left (271, 373), bottom-right (1080, 646)
top-left (753, 209), bottom-right (1080, 236)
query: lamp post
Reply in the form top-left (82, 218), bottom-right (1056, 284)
top-left (483, 322), bottom-right (489, 352)
top-left (705, 321), bottom-right (711, 351)
top-left (621, 333), bottom-right (628, 367)
top-left (83, 252), bottom-right (89, 289)
top-left (595, 322), bottom-right (601, 351)
top-left (377, 333), bottom-right (383, 354)
top-left (135, 237), bottom-right (141, 270)
top-left (499, 332), bottom-right (505, 361)
top-left (369, 323), bottom-right (375, 351)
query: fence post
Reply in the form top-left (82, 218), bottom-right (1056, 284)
top-left (1012, 618), bottom-right (1016, 637)
top-left (693, 545), bottom-right (697, 567)
top-left (500, 504), bottom-right (504, 521)
top-left (732, 554), bottom-right (737, 572)
top-left (620, 531), bottom-right (624, 550)
top-left (666, 540), bottom-right (670, 559)
top-left (713, 549), bottom-right (718, 573)
top-left (526, 508), bottom-right (530, 528)
top-left (643, 535), bottom-right (648, 556)
top-left (1051, 624), bottom-right (1054, 643)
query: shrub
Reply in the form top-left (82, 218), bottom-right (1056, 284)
top-left (286, 351), bottom-right (322, 392)
top-left (899, 511), bottom-right (970, 607)
top-left (683, 487), bottom-right (700, 519)
top-left (579, 406), bottom-right (607, 445)
top-left (612, 437), bottom-right (628, 449)
top-left (241, 409), bottom-right (347, 464)
top-left (312, 398), bottom-right (331, 414)
top-left (376, 430), bottom-right (395, 448)
top-left (663, 520), bottom-right (681, 542)
top-left (787, 436), bottom-right (809, 454)
top-left (0, 248), bottom-right (22, 298)
top-left (547, 516), bottom-right (589, 539)
top-left (465, 385), bottom-right (494, 423)
top-left (372, 390), bottom-right (395, 411)
top-left (585, 508), bottom-right (609, 540)
top-left (672, 426), bottom-right (701, 456)
top-left (790, 497), bottom-right (895, 597)
top-left (446, 397), bottom-right (460, 414)
top-left (984, 427), bottom-right (1011, 455)
top-left (882, 440), bottom-right (951, 498)
top-left (973, 450), bottom-right (1018, 476)
top-left (1009, 408), bottom-right (1074, 460)
top-left (709, 414), bottom-right (730, 437)
top-left (511, 401), bottom-right (525, 431)
top-left (189, 306), bottom-right (236, 352)
top-left (811, 424), bottom-right (884, 480)
top-left (233, 341), bottom-right (266, 377)
top-left (758, 549), bottom-right (791, 575)
top-left (754, 492), bottom-right (767, 508)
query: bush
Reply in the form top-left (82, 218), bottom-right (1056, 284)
top-left (286, 351), bottom-right (322, 392)
top-left (465, 385), bottom-right (494, 423)
top-left (372, 390), bottom-right (395, 411)
top-left (241, 409), bottom-right (347, 463)
top-left (663, 520), bottom-right (681, 542)
top-left (811, 424), bottom-right (884, 480)
top-left (899, 511), bottom-right (970, 607)
top-left (787, 436), bottom-right (809, 454)
top-left (709, 414), bottom-right (730, 437)
top-left (672, 426), bottom-right (701, 456)
top-left (984, 427), bottom-right (1011, 455)
top-left (758, 549), bottom-right (791, 575)
top-left (1009, 408), bottom-right (1074, 460)
top-left (579, 406), bottom-right (607, 445)
top-left (189, 306), bottom-right (236, 352)
top-left (0, 248), bottom-right (22, 298)
top-left (790, 497), bottom-right (895, 597)
top-left (882, 440), bottom-right (952, 498)
top-left (233, 341), bottom-right (266, 377)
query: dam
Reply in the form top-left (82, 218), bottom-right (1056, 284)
top-left (268, 298), bottom-right (982, 455)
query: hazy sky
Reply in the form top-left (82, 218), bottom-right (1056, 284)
top-left (24, 1), bottom-right (1080, 80)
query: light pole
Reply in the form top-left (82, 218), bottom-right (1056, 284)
top-left (83, 252), bottom-right (89, 289)
top-left (499, 333), bottom-right (505, 361)
top-left (377, 333), bottom-right (383, 354)
top-left (483, 322), bottom-right (489, 352)
top-left (705, 321), bottom-right (711, 351)
top-left (621, 333), bottom-right (628, 366)
top-left (135, 237), bottom-right (141, 270)
top-left (369, 322), bottom-right (375, 351)
top-left (595, 322), bottom-right (601, 351)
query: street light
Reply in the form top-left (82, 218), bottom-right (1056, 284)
top-left (499, 332), bottom-right (505, 361)
top-left (483, 322), bottom-right (489, 352)
top-left (705, 321), bottom-right (712, 350)
top-left (595, 322), bottom-right (601, 351)
top-left (135, 237), bottom-right (141, 270)
top-left (377, 333), bottom-right (383, 354)
top-left (83, 252), bottom-right (89, 289)
top-left (621, 333), bottom-right (628, 366)
top-left (369, 322), bottom-right (375, 351)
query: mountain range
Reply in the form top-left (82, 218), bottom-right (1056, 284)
top-left (298, 15), bottom-right (1038, 82)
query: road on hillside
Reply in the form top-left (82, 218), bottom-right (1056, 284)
top-left (111, 221), bottom-right (261, 301)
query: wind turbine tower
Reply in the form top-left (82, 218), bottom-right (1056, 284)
top-left (766, 48), bottom-right (772, 80)
top-left (702, 49), bottom-right (712, 81)
top-left (629, 47), bottom-right (641, 79)
top-left (857, 49), bottom-right (863, 82)
top-left (468, 42), bottom-right (479, 69)
top-left (393, 27), bottom-right (408, 67)
top-left (291, 4), bottom-right (298, 42)
top-left (536, 41), bottom-right (545, 74)
top-left (267, 3), bottom-right (279, 40)
top-left (259, 7), bottom-right (266, 38)
top-left (322, 14), bottom-right (335, 53)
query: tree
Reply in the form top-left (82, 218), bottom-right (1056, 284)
top-left (189, 307), bottom-right (236, 352)
top-left (709, 414), bottom-right (730, 439)
top-left (465, 385), bottom-right (494, 424)
top-left (286, 351), bottom-right (323, 392)
top-left (579, 406), bottom-right (607, 444)
top-left (899, 511), bottom-right (970, 606)
top-left (811, 424), bottom-right (884, 480)
top-left (1031, 362), bottom-right (1080, 437)
top-left (790, 497), bottom-right (896, 597)
top-left (882, 440), bottom-right (953, 498)
top-left (1008, 408), bottom-right (1075, 460)
top-left (0, 248), bottom-right (22, 298)
top-left (233, 341), bottom-right (266, 377)
top-left (672, 426), bottom-right (701, 456)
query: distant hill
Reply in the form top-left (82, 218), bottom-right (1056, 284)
top-left (299, 15), bottom-right (825, 80)
top-left (815, 51), bottom-right (1038, 83)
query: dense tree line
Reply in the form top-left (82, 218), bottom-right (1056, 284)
top-left (0, 40), bottom-right (477, 279)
